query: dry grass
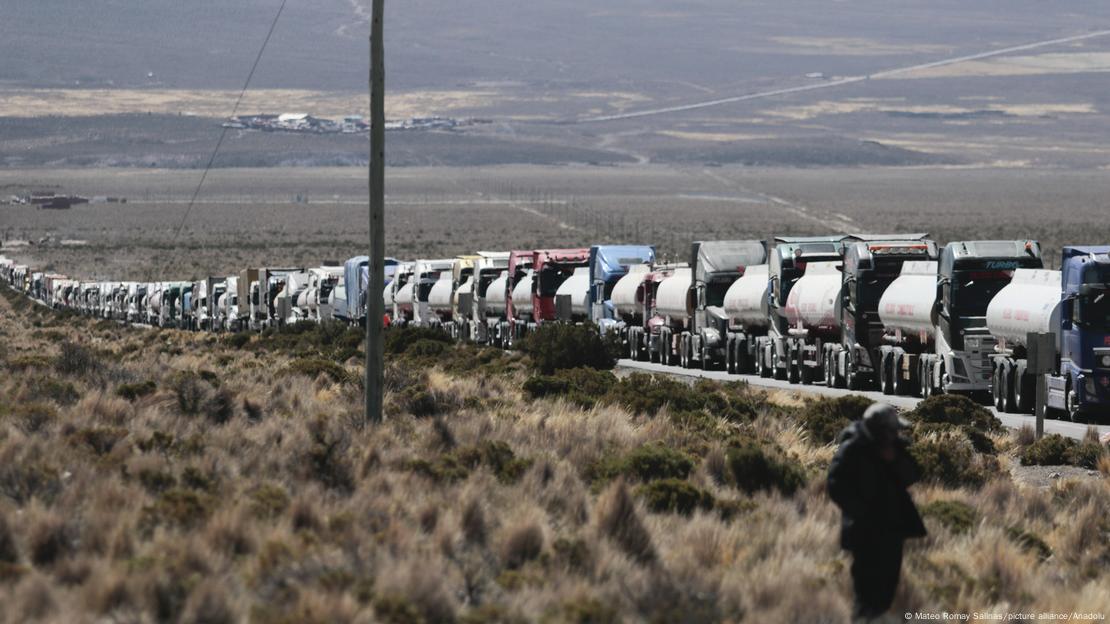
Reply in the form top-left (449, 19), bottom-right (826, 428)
top-left (0, 283), bottom-right (1108, 622)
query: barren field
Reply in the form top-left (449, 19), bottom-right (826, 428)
top-left (3, 165), bottom-right (1109, 281)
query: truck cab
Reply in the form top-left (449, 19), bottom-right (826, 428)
top-left (1047, 246), bottom-right (1110, 419)
top-left (835, 237), bottom-right (937, 391)
top-left (586, 245), bottom-right (656, 334)
top-left (935, 240), bottom-right (1042, 395)
top-left (758, 236), bottom-right (849, 380)
top-left (531, 249), bottom-right (590, 329)
top-left (502, 250), bottom-right (535, 347)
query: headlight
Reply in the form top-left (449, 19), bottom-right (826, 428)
top-left (1100, 354), bottom-right (1110, 368)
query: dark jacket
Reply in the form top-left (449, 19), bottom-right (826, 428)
top-left (827, 421), bottom-right (927, 550)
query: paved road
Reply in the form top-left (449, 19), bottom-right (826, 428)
top-left (580, 29), bottom-right (1110, 123)
top-left (616, 359), bottom-right (1108, 441)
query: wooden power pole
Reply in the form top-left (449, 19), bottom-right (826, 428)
top-left (366, 0), bottom-right (385, 425)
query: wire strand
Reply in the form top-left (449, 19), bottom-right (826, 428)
top-left (162, 0), bottom-right (289, 277)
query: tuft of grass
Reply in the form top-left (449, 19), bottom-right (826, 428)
top-left (500, 520), bottom-right (545, 570)
top-left (283, 357), bottom-right (354, 385)
top-left (595, 480), bottom-right (655, 564)
top-left (54, 341), bottom-right (97, 376)
top-left (906, 394), bottom-right (1002, 432)
top-left (910, 431), bottom-right (994, 488)
top-left (115, 380), bottom-right (156, 401)
top-left (590, 443), bottom-right (695, 485)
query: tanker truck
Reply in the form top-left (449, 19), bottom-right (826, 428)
top-left (465, 252), bottom-right (509, 343)
top-left (653, 266), bottom-right (693, 366)
top-left (411, 259), bottom-right (454, 327)
top-left (985, 268), bottom-right (1060, 413)
top-left (756, 236), bottom-right (850, 380)
top-left (679, 240), bottom-right (768, 370)
top-left (478, 269), bottom-right (509, 345)
top-left (389, 262), bottom-right (416, 326)
top-left (878, 240), bottom-right (1042, 398)
top-left (989, 247), bottom-right (1110, 420)
top-left (586, 245), bottom-right (656, 333)
top-left (625, 263), bottom-right (687, 363)
top-left (554, 266), bottom-right (592, 323)
top-left (722, 264), bottom-right (769, 374)
top-left (819, 238), bottom-right (938, 389)
top-left (501, 250), bottom-right (534, 348)
top-left (530, 248), bottom-right (590, 330)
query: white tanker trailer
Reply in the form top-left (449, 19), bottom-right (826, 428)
top-left (878, 239), bottom-right (1043, 398)
top-left (554, 266), bottom-right (590, 321)
top-left (779, 261), bottom-right (843, 383)
top-left (985, 269), bottom-right (1061, 412)
top-left (610, 264), bottom-right (650, 320)
top-left (723, 264), bottom-right (770, 374)
top-left (652, 267), bottom-right (693, 366)
top-left (481, 270), bottom-right (509, 342)
top-left (425, 273), bottom-right (456, 326)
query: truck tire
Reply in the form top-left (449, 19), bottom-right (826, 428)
top-left (880, 353), bottom-right (894, 395)
top-left (1065, 379), bottom-right (1080, 422)
top-left (1000, 369), bottom-right (1015, 413)
top-left (757, 346), bottom-right (771, 378)
top-left (1013, 372), bottom-right (1031, 413)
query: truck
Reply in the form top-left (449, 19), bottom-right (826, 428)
top-left (722, 264), bottom-right (770, 374)
top-left (466, 252), bottom-right (510, 344)
top-left (813, 237), bottom-right (938, 389)
top-left (233, 268), bottom-right (260, 331)
top-left (257, 268), bottom-right (304, 329)
top-left (878, 240), bottom-right (1043, 398)
top-left (529, 248), bottom-right (590, 332)
top-left (389, 262), bottom-right (416, 326)
top-left (988, 247), bottom-right (1110, 420)
top-left (501, 250), bottom-right (535, 348)
top-left (756, 236), bottom-right (849, 380)
top-left (678, 240), bottom-right (768, 370)
top-left (620, 263), bottom-right (687, 363)
top-left (985, 268), bottom-right (1061, 413)
top-left (587, 245), bottom-right (656, 333)
top-left (411, 259), bottom-right (455, 327)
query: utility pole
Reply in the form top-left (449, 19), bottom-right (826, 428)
top-left (366, 0), bottom-right (385, 425)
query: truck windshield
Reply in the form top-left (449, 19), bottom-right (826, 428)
top-left (706, 284), bottom-right (728, 308)
top-left (950, 270), bottom-right (1012, 317)
top-left (1080, 291), bottom-right (1110, 328)
top-left (538, 266), bottom-right (575, 296)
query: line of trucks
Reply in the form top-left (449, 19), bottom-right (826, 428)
top-left (3, 235), bottom-right (1108, 421)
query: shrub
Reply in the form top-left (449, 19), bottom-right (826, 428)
top-left (0, 514), bottom-right (18, 564)
top-left (223, 332), bottom-right (251, 349)
top-left (284, 357), bottom-right (353, 385)
top-left (300, 416), bottom-right (354, 493)
top-left (636, 479), bottom-right (715, 515)
top-left (248, 484), bottom-right (290, 517)
top-left (906, 394), bottom-right (1001, 432)
top-left (518, 323), bottom-right (615, 374)
top-left (115, 380), bottom-right (156, 401)
top-left (592, 444), bottom-right (695, 484)
top-left (799, 395), bottom-right (874, 444)
top-left (26, 377), bottom-right (79, 406)
top-left (726, 441), bottom-right (806, 496)
top-left (384, 326), bottom-right (452, 356)
top-left (408, 339), bottom-right (449, 358)
top-left (55, 341), bottom-right (97, 376)
top-left (522, 367), bottom-right (617, 408)
top-left (69, 427), bottom-right (129, 456)
top-left (602, 373), bottom-right (702, 416)
top-left (1005, 526), bottom-right (1053, 561)
top-left (500, 521), bottom-right (545, 570)
top-left (141, 488), bottom-right (214, 530)
top-left (921, 500), bottom-right (977, 534)
top-left (11, 403), bottom-right (57, 435)
top-left (1020, 434), bottom-right (1108, 469)
top-left (410, 441), bottom-right (532, 485)
top-left (910, 432), bottom-right (991, 488)
top-left (172, 372), bottom-right (211, 415)
top-left (549, 596), bottom-right (619, 624)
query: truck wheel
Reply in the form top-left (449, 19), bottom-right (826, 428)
top-left (1000, 369), bottom-right (1016, 413)
top-left (757, 347), bottom-right (769, 378)
top-left (701, 348), bottom-right (711, 371)
top-left (919, 360), bottom-right (930, 398)
top-left (800, 361), bottom-right (813, 385)
top-left (726, 340), bottom-right (736, 374)
top-left (787, 346), bottom-right (800, 384)
top-left (880, 354), bottom-right (894, 395)
top-left (823, 352), bottom-right (834, 387)
top-left (1013, 373), bottom-right (1031, 413)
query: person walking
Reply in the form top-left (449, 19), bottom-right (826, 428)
top-left (827, 403), bottom-right (926, 621)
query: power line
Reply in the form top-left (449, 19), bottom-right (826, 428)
top-left (162, 0), bottom-right (289, 274)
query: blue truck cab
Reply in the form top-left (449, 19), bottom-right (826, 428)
top-left (1047, 246), bottom-right (1110, 419)
top-left (587, 245), bottom-right (656, 330)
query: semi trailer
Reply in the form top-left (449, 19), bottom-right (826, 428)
top-left (878, 240), bottom-right (1043, 398)
top-left (757, 236), bottom-right (850, 380)
top-left (722, 264), bottom-right (770, 374)
top-left (467, 252), bottom-right (510, 343)
top-left (987, 247), bottom-right (1110, 419)
top-left (531, 248), bottom-right (590, 329)
top-left (411, 259), bottom-right (454, 327)
top-left (985, 268), bottom-right (1061, 413)
top-left (680, 240), bottom-right (769, 370)
top-left (819, 237), bottom-right (938, 389)
top-left (501, 250), bottom-right (535, 348)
